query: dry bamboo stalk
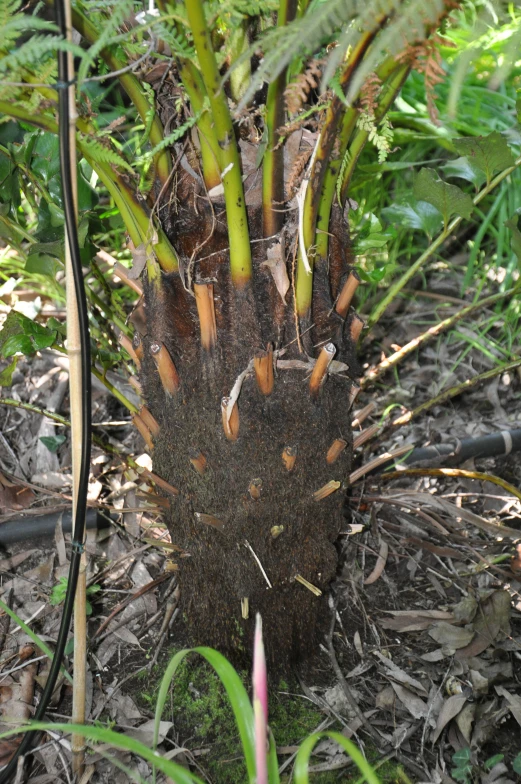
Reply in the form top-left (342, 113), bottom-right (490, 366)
top-left (349, 314), bottom-right (365, 342)
top-left (194, 282), bottom-right (217, 350)
top-left (253, 345), bottom-right (274, 396)
top-left (335, 271), bottom-right (360, 318)
top-left (128, 375), bottom-right (143, 396)
top-left (221, 396), bottom-right (240, 441)
top-left (190, 450), bottom-right (207, 475)
top-left (241, 597), bottom-right (249, 619)
top-left (249, 478), bottom-right (262, 500)
top-left (309, 342), bottom-right (335, 398)
top-left (353, 422), bottom-right (380, 449)
top-left (112, 260), bottom-right (143, 295)
top-left (150, 342), bottom-right (180, 396)
top-left (132, 332), bottom-right (144, 362)
top-left (348, 444), bottom-right (413, 485)
top-left (194, 512), bottom-right (226, 531)
top-left (295, 573), bottom-right (322, 596)
top-left (326, 438), bottom-right (347, 465)
top-left (139, 406), bottom-right (159, 437)
top-left (132, 413), bottom-right (154, 450)
top-left (313, 480), bottom-right (341, 501)
top-left (61, 0), bottom-right (85, 771)
top-left (282, 445), bottom-right (297, 471)
top-left (352, 402), bottom-right (376, 429)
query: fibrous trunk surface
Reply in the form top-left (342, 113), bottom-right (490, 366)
top-left (139, 144), bottom-right (360, 669)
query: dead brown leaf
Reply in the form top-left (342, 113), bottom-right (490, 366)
top-left (456, 590), bottom-right (511, 659)
top-left (380, 609), bottom-right (454, 632)
top-left (431, 694), bottom-right (467, 744)
top-left (428, 622), bottom-right (475, 650)
top-left (364, 538), bottom-right (388, 585)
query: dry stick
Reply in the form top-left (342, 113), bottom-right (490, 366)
top-left (352, 402), bottom-right (376, 429)
top-left (110, 259), bottom-right (143, 295)
top-left (362, 285), bottom-right (520, 388)
top-left (92, 574), bottom-right (170, 639)
top-left (352, 423), bottom-right (380, 450)
top-left (391, 357), bottom-right (521, 428)
top-left (381, 467), bottom-right (521, 503)
top-left (349, 445), bottom-right (413, 485)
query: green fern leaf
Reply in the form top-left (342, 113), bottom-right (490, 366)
top-left (79, 136), bottom-right (134, 174)
top-left (137, 114), bottom-right (201, 164)
top-left (76, 0), bottom-right (134, 84)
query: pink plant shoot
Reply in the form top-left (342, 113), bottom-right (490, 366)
top-left (253, 613), bottom-right (268, 784)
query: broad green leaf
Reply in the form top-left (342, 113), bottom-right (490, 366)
top-left (442, 157), bottom-right (486, 190)
top-left (0, 357), bottom-right (18, 386)
top-left (25, 253), bottom-right (62, 278)
top-left (382, 200), bottom-right (441, 238)
top-left (31, 132), bottom-right (61, 183)
top-left (48, 202), bottom-right (64, 227)
top-left (453, 132), bottom-right (515, 186)
top-left (484, 754), bottom-right (504, 770)
top-left (512, 752), bottom-right (521, 774)
top-left (2, 333), bottom-right (33, 357)
top-left (154, 647), bottom-right (256, 784)
top-left (516, 91), bottom-right (521, 125)
top-left (39, 435), bottom-right (66, 453)
top-left (352, 213), bottom-right (394, 254)
top-left (452, 748), bottom-right (472, 765)
top-left (505, 216), bottom-right (521, 268)
top-left (414, 168), bottom-right (473, 231)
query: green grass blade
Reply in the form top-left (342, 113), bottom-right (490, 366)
top-left (0, 598), bottom-right (73, 684)
top-left (0, 722), bottom-right (204, 783)
top-left (153, 647), bottom-right (256, 784)
top-left (293, 731), bottom-right (381, 784)
top-left (267, 728), bottom-right (281, 783)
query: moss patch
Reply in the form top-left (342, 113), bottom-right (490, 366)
top-left (130, 652), bottom-right (403, 784)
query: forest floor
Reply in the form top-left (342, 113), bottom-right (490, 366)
top-left (0, 270), bottom-right (520, 784)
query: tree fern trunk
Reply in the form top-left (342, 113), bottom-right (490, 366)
top-left (138, 148), bottom-right (360, 668)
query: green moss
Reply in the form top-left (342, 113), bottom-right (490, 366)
top-left (128, 653), bottom-right (401, 784)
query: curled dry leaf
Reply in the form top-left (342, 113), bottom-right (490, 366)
top-left (364, 538), bottom-right (389, 585)
top-left (262, 241), bottom-right (290, 302)
top-left (495, 685), bottom-right (521, 727)
top-left (390, 682), bottom-right (429, 719)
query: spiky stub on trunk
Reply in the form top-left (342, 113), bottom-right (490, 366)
top-left (139, 152), bottom-right (361, 670)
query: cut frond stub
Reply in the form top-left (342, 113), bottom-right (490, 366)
top-left (119, 332), bottom-right (141, 368)
top-left (313, 480), bottom-right (341, 501)
top-left (353, 422), bottom-right (380, 449)
top-left (254, 345), bottom-right (274, 396)
top-left (349, 314), bottom-right (365, 343)
top-left (150, 342), bottom-right (180, 396)
top-left (249, 478), bottom-right (263, 500)
top-left (348, 383), bottom-right (361, 410)
top-left (241, 597), bottom-right (249, 620)
top-left (194, 512), bottom-right (225, 531)
top-left (336, 271), bottom-right (361, 319)
top-left (139, 406), bottom-right (160, 437)
top-left (132, 413), bottom-right (154, 450)
top-left (309, 342), bottom-right (335, 398)
top-left (352, 402), bottom-right (376, 429)
top-left (190, 450), bottom-right (207, 475)
top-left (294, 574), bottom-right (322, 597)
top-left (326, 438), bottom-right (347, 465)
top-left (132, 332), bottom-right (144, 363)
top-left (194, 282), bottom-right (217, 351)
top-left (282, 445), bottom-right (297, 472)
top-left (221, 396), bottom-right (240, 441)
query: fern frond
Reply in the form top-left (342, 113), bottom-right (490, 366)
top-left (79, 135), bottom-right (134, 173)
top-left (136, 113), bottom-right (201, 164)
top-left (0, 36), bottom-right (83, 77)
top-left (76, 0), bottom-right (134, 84)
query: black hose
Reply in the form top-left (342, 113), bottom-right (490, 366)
top-left (0, 0), bottom-right (92, 778)
top-left (0, 508), bottom-right (109, 547)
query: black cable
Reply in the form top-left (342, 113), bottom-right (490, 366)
top-left (0, 0), bottom-right (91, 778)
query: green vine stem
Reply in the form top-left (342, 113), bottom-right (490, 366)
top-left (185, 0), bottom-right (252, 288)
top-left (262, 0), bottom-right (298, 237)
top-left (361, 284), bottom-right (520, 388)
top-left (0, 101), bottom-right (179, 274)
top-left (391, 357), bottom-right (521, 428)
top-left (369, 154), bottom-right (521, 329)
top-left (71, 5), bottom-right (172, 187)
top-left (295, 29), bottom-right (379, 316)
top-left (91, 367), bottom-right (139, 414)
